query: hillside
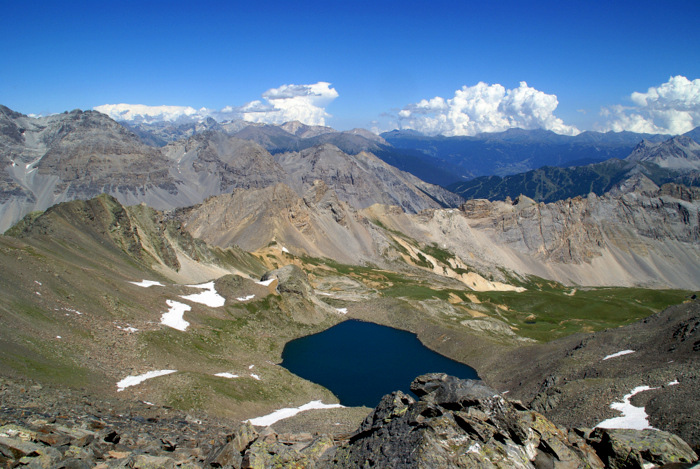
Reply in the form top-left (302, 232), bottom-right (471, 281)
top-left (482, 299), bottom-right (700, 448)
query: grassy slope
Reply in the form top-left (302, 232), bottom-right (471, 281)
top-left (0, 194), bottom-right (694, 426)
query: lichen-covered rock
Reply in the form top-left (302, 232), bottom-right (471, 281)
top-left (587, 427), bottom-right (698, 468)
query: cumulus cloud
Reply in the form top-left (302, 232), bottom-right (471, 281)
top-left (600, 75), bottom-right (700, 134)
top-left (94, 103), bottom-right (204, 124)
top-left (396, 81), bottom-right (579, 136)
top-left (240, 82), bottom-right (338, 125)
top-left (95, 82), bottom-right (339, 126)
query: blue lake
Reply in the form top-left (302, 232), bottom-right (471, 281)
top-left (280, 319), bottom-right (479, 407)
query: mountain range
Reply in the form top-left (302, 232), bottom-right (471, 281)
top-left (0, 106), bottom-right (459, 233)
top-left (448, 134), bottom-right (700, 202)
top-left (1, 103), bottom-right (700, 460)
top-left (116, 109), bottom-right (689, 187)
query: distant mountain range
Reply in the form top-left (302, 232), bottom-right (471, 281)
top-left (448, 134), bottom-right (700, 203)
top-left (121, 112), bottom-right (682, 188)
top-left (0, 105), bottom-right (460, 232)
top-left (380, 128), bottom-right (674, 185)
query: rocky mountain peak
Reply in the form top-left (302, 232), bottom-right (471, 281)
top-left (280, 120), bottom-right (335, 138)
top-left (626, 135), bottom-right (700, 170)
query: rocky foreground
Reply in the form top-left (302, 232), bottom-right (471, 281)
top-left (1, 374), bottom-right (697, 468)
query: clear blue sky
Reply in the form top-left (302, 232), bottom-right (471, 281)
top-left (3, 0), bottom-right (700, 133)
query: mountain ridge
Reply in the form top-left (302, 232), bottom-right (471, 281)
top-left (0, 105), bottom-right (460, 232)
top-left (448, 133), bottom-right (700, 203)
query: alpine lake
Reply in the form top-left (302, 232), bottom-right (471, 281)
top-left (280, 319), bottom-right (479, 407)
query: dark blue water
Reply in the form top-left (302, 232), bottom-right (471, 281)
top-left (280, 319), bottom-right (479, 407)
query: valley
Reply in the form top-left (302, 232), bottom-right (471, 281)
top-left (0, 106), bottom-right (699, 466)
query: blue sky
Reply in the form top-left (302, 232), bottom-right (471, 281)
top-left (3, 0), bottom-right (700, 135)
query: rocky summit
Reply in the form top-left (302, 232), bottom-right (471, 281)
top-left (1, 374), bottom-right (697, 468)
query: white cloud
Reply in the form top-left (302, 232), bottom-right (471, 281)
top-left (396, 81), bottom-right (579, 136)
top-left (241, 82), bottom-right (339, 126)
top-left (94, 103), bottom-right (204, 124)
top-left (600, 75), bottom-right (700, 134)
top-left (94, 82), bottom-right (339, 127)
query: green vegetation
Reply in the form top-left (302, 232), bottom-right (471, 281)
top-left (472, 287), bottom-right (692, 342)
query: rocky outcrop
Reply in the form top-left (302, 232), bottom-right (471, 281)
top-left (329, 373), bottom-right (697, 468)
top-left (460, 189), bottom-right (700, 264)
top-left (2, 374), bottom-right (696, 468)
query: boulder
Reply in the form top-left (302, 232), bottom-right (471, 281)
top-left (587, 427), bottom-right (698, 468)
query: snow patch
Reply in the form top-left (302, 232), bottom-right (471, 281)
top-left (117, 370), bottom-right (177, 392)
top-left (595, 385), bottom-right (658, 430)
top-left (161, 300), bottom-right (191, 331)
top-left (250, 373), bottom-right (261, 380)
top-left (130, 280), bottom-right (164, 288)
top-left (336, 308), bottom-right (348, 314)
top-left (247, 400), bottom-right (344, 426)
top-left (256, 278), bottom-right (275, 287)
top-left (603, 350), bottom-right (635, 360)
top-left (668, 380), bottom-right (679, 386)
top-left (281, 246), bottom-right (290, 253)
top-left (215, 372), bottom-right (239, 379)
top-left (467, 442), bottom-right (482, 454)
top-left (248, 364), bottom-right (255, 369)
top-left (180, 281), bottom-right (225, 307)
top-left (237, 295), bottom-right (255, 302)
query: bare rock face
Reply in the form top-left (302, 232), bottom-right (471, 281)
top-left (460, 188), bottom-right (700, 265)
top-left (0, 108), bottom-right (179, 232)
top-left (162, 131), bottom-right (288, 193)
top-left (276, 143), bottom-right (463, 214)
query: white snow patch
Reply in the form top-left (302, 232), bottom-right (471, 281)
top-left (117, 370), bottom-right (177, 392)
top-left (247, 400), bottom-right (344, 426)
top-left (603, 350), bottom-right (635, 361)
top-left (595, 385), bottom-right (658, 430)
top-left (336, 308), bottom-right (348, 314)
top-left (317, 292), bottom-right (332, 296)
top-left (248, 364), bottom-right (255, 369)
top-left (250, 373), bottom-right (261, 380)
top-left (237, 295), bottom-right (255, 302)
top-left (143, 401), bottom-right (154, 406)
top-left (35, 292), bottom-right (41, 296)
top-left (130, 280), bottom-right (164, 288)
top-left (215, 372), bottom-right (239, 379)
top-left (117, 325), bottom-right (138, 333)
top-left (161, 300), bottom-right (191, 331)
top-left (467, 442), bottom-right (482, 454)
top-left (34, 280), bottom-right (42, 286)
top-left (281, 246), bottom-right (290, 253)
top-left (256, 278), bottom-right (275, 286)
top-left (181, 281), bottom-right (225, 307)
top-left (56, 336), bottom-right (61, 339)
top-left (668, 380), bottom-right (679, 386)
